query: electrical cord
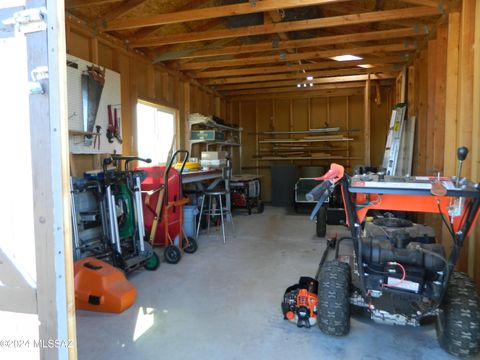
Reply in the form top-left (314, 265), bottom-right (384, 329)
top-left (437, 200), bottom-right (456, 239)
top-left (382, 261), bottom-right (406, 288)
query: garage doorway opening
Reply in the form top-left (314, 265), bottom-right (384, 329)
top-left (136, 101), bottom-right (177, 165)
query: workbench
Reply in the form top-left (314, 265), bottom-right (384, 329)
top-left (181, 168), bottom-right (231, 210)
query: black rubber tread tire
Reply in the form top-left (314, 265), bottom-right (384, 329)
top-left (164, 245), bottom-right (181, 264)
top-left (436, 271), bottom-right (480, 358)
top-left (257, 201), bottom-right (264, 214)
top-left (316, 206), bottom-right (327, 237)
top-left (317, 260), bottom-right (351, 336)
top-left (144, 252), bottom-right (160, 271)
top-left (182, 237), bottom-right (198, 254)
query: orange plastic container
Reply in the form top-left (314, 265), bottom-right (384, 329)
top-left (74, 257), bottom-right (136, 313)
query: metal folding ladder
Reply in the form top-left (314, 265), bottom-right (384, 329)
top-left (382, 103), bottom-right (407, 175)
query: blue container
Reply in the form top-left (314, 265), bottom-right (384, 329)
top-left (183, 205), bottom-right (199, 239)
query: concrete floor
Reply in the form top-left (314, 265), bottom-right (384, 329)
top-left (77, 206), bottom-right (462, 360)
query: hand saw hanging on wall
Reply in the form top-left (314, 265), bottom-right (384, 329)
top-left (81, 65), bottom-right (105, 146)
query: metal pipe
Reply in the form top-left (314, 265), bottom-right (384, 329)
top-left (134, 176), bottom-right (146, 253)
top-left (110, 194), bottom-right (122, 254)
top-left (70, 178), bottom-right (81, 260)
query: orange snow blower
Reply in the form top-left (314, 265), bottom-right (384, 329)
top-left (74, 257), bottom-right (136, 313)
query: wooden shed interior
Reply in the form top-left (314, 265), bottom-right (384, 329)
top-left (64, 0), bottom-right (480, 280)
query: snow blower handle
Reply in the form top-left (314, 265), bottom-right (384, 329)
top-left (307, 163), bottom-right (345, 220)
top-left (306, 181), bottom-right (332, 202)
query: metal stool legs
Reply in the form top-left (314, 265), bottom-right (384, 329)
top-left (196, 191), bottom-right (234, 244)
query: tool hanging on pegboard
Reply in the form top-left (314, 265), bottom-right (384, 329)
top-left (93, 125), bottom-right (101, 150)
top-left (107, 105), bottom-right (122, 144)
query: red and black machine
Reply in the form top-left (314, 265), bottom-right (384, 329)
top-left (284, 147), bottom-right (480, 357)
top-left (230, 175), bottom-right (264, 214)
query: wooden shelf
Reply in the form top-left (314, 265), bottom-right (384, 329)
top-left (188, 140), bottom-right (240, 146)
top-left (259, 138), bottom-right (353, 144)
top-left (69, 129), bottom-right (98, 136)
top-left (255, 156), bottom-right (362, 161)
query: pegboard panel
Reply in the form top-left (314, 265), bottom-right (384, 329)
top-left (67, 55), bottom-right (122, 154)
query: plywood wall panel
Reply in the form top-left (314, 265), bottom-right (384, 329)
top-left (135, 61), bottom-right (148, 100)
top-left (348, 95), bottom-right (365, 168)
top-left (98, 43), bottom-right (113, 69)
top-left (310, 97), bottom-right (328, 129)
top-left (240, 100), bottom-right (257, 170)
top-left (66, 30), bottom-right (90, 60)
top-left (370, 88), bottom-right (393, 168)
top-left (293, 99), bottom-right (309, 132)
top-left (274, 99), bottom-right (291, 132)
top-left (328, 96), bottom-right (347, 129)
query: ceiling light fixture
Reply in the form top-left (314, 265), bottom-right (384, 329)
top-left (358, 64), bottom-right (374, 68)
top-left (306, 76), bottom-right (314, 81)
top-left (330, 54), bottom-right (363, 62)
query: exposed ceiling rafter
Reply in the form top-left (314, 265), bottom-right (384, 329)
top-left (103, 0), bottom-right (350, 31)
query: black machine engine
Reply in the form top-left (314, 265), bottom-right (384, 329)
top-left (361, 217), bottom-right (445, 297)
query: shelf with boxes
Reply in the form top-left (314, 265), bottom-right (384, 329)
top-left (188, 113), bottom-right (242, 158)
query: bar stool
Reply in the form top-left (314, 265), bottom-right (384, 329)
top-left (196, 189), bottom-right (234, 244)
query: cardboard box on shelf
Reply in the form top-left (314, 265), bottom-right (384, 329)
top-left (200, 159), bottom-right (227, 167)
top-left (201, 151), bottom-right (228, 160)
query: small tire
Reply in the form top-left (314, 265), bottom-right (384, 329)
top-left (182, 237), bottom-right (198, 254)
top-left (316, 206), bottom-right (327, 237)
top-left (144, 252), bottom-right (160, 271)
top-left (436, 271), bottom-right (480, 357)
top-left (164, 245), bottom-right (181, 264)
top-left (257, 201), bottom-right (264, 214)
top-left (317, 260), bottom-right (351, 336)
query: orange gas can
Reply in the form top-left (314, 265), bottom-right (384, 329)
top-left (74, 257), bottom-right (136, 313)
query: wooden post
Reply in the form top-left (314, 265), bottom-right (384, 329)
top-left (443, 12), bottom-right (461, 177)
top-left (364, 75), bottom-right (371, 165)
top-left (183, 81), bottom-right (191, 153)
top-left (89, 37), bottom-right (98, 63)
top-left (433, 24), bottom-right (447, 174)
top-left (26, 0), bottom-right (76, 358)
top-left (473, 0), bottom-right (480, 283)
top-left (456, 0), bottom-right (476, 274)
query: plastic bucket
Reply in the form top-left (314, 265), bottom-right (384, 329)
top-left (183, 205), bottom-right (199, 239)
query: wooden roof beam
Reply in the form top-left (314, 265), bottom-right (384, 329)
top-left (400, 0), bottom-right (445, 7)
top-left (99, 0), bottom-right (148, 23)
top-left (228, 88), bottom-right (365, 101)
top-left (131, 6), bottom-right (441, 48)
top-left (217, 73), bottom-right (397, 93)
top-left (126, 0), bottom-right (212, 43)
top-left (104, 0), bottom-right (350, 31)
top-left (224, 83), bottom-right (367, 97)
top-left (208, 66), bottom-right (401, 87)
top-left (178, 43), bottom-right (416, 71)
top-left (154, 26), bottom-right (427, 62)
top-left (192, 55), bottom-right (408, 78)
top-left (66, 0), bottom-right (120, 9)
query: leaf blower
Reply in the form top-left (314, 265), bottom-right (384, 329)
top-left (281, 276), bottom-right (319, 328)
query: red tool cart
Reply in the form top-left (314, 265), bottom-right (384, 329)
top-left (230, 174), bottom-right (264, 214)
top-left (138, 150), bottom-right (198, 264)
